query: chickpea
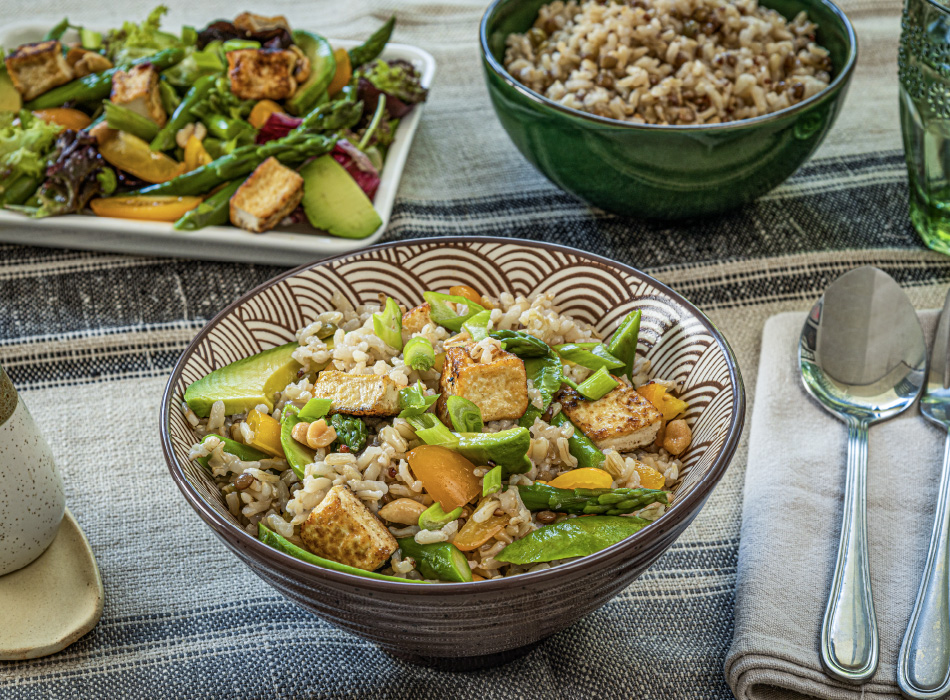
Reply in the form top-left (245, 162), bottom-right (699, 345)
top-left (378, 498), bottom-right (427, 525)
top-left (663, 419), bottom-right (692, 455)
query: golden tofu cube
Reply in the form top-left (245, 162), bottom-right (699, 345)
top-left (402, 303), bottom-right (432, 335)
top-left (111, 64), bottom-right (166, 125)
top-left (300, 485), bottom-right (397, 571)
top-left (233, 12), bottom-right (290, 33)
top-left (4, 41), bottom-right (74, 101)
top-left (229, 157), bottom-right (304, 233)
top-left (436, 345), bottom-right (528, 423)
top-left (312, 370), bottom-right (400, 416)
top-left (227, 48), bottom-right (297, 101)
top-left (556, 385), bottom-right (663, 452)
top-left (65, 47), bottom-right (112, 78)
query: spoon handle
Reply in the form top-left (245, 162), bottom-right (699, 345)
top-left (898, 429), bottom-right (950, 699)
top-left (821, 417), bottom-right (879, 683)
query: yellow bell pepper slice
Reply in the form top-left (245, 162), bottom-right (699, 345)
top-left (637, 383), bottom-right (688, 421)
top-left (454, 504), bottom-right (509, 553)
top-left (547, 467), bottom-right (613, 490)
top-left (248, 99), bottom-right (286, 129)
top-left (32, 108), bottom-right (91, 131)
top-left (245, 409), bottom-right (284, 457)
top-left (326, 48), bottom-right (352, 97)
top-left (90, 196), bottom-right (202, 222)
top-left (97, 129), bottom-right (186, 183)
top-left (633, 462), bottom-right (666, 490)
top-left (183, 135), bottom-right (213, 172)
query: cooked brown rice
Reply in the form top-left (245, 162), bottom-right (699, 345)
top-left (503, 0), bottom-right (832, 125)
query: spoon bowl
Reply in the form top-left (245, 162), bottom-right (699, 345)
top-left (799, 265), bottom-right (927, 684)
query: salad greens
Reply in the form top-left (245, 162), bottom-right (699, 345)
top-left (1, 9), bottom-right (427, 236)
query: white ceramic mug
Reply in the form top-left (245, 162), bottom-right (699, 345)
top-left (0, 365), bottom-right (65, 575)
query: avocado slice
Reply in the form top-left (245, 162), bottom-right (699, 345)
top-left (184, 342), bottom-right (301, 418)
top-left (0, 65), bottom-right (22, 112)
top-left (286, 30), bottom-right (336, 116)
top-left (280, 405), bottom-right (315, 479)
top-left (300, 155), bottom-right (382, 239)
top-left (195, 434), bottom-right (268, 469)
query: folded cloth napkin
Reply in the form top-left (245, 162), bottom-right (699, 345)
top-left (725, 310), bottom-right (946, 700)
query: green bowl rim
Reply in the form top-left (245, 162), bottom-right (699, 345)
top-left (479, 0), bottom-right (859, 132)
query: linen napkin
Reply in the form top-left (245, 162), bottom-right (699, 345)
top-left (725, 310), bottom-right (946, 700)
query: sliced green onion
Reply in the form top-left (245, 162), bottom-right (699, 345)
top-left (576, 366), bottom-right (619, 401)
top-left (222, 39), bottom-right (261, 52)
top-left (403, 336), bottom-right (435, 371)
top-left (461, 309), bottom-right (491, 342)
top-left (483, 465), bottom-right (503, 497)
top-left (181, 25), bottom-right (198, 46)
top-left (418, 502), bottom-right (462, 530)
top-left (372, 296), bottom-right (403, 351)
top-left (80, 28), bottom-right (103, 50)
top-left (446, 395), bottom-right (483, 433)
top-left (561, 376), bottom-right (579, 390)
top-left (607, 310), bottom-right (641, 380)
top-left (423, 291), bottom-right (486, 332)
top-left (412, 415), bottom-right (459, 449)
top-left (298, 397), bottom-right (333, 422)
top-left (398, 382), bottom-right (438, 417)
top-left (554, 342), bottom-right (624, 372)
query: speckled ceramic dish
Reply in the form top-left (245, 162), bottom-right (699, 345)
top-left (480, 0), bottom-right (857, 218)
top-left (161, 237), bottom-right (745, 667)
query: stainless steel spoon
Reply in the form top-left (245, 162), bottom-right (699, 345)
top-left (899, 288), bottom-right (950, 700)
top-left (800, 265), bottom-right (927, 684)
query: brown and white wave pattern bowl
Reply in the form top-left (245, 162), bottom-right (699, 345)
top-left (161, 237), bottom-right (745, 667)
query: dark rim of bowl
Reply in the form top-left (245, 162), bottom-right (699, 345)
top-left (479, 0), bottom-right (858, 131)
top-left (161, 236), bottom-right (746, 594)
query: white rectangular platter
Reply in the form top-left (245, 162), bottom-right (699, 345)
top-left (0, 26), bottom-right (435, 265)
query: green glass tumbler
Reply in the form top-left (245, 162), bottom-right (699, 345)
top-left (900, 0), bottom-right (950, 254)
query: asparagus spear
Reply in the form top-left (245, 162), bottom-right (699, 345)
top-left (151, 74), bottom-right (217, 152)
top-left (172, 179), bottom-right (243, 230)
top-left (24, 48), bottom-right (185, 110)
top-left (126, 101), bottom-right (362, 197)
top-left (348, 16), bottom-right (396, 68)
top-left (517, 483), bottom-right (667, 516)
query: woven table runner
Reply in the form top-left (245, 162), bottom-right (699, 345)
top-left (0, 0), bottom-right (938, 698)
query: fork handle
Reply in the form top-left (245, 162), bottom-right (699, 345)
top-left (898, 429), bottom-right (950, 699)
top-left (821, 416), bottom-right (879, 683)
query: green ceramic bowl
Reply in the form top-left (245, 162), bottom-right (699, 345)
top-left (480, 0), bottom-right (858, 218)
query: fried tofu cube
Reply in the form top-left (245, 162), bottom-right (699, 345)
top-left (4, 41), bottom-right (74, 101)
top-left (229, 157), bottom-right (304, 233)
top-left (555, 385), bottom-right (663, 451)
top-left (403, 303), bottom-right (432, 335)
top-left (227, 48), bottom-right (298, 100)
top-left (233, 12), bottom-right (290, 33)
top-left (65, 47), bottom-right (112, 78)
top-left (110, 64), bottom-right (166, 125)
top-left (300, 485), bottom-right (397, 571)
top-left (312, 370), bottom-right (400, 416)
top-left (436, 345), bottom-right (528, 423)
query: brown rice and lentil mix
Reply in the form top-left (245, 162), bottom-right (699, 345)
top-left (183, 289), bottom-right (691, 582)
top-left (503, 0), bottom-right (833, 125)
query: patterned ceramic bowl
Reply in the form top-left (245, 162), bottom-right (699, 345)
top-left (161, 237), bottom-right (745, 668)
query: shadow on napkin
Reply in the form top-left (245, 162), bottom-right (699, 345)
top-left (725, 310), bottom-right (944, 700)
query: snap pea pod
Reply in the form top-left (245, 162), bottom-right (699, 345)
top-left (172, 179), bottom-right (243, 231)
top-left (607, 309), bottom-right (641, 381)
top-left (418, 502), bottom-right (462, 531)
top-left (551, 410), bottom-right (605, 469)
top-left (495, 515), bottom-right (651, 564)
top-left (397, 537), bottom-right (472, 583)
top-left (523, 351), bottom-right (563, 410)
top-left (194, 433), bottom-right (267, 469)
top-left (151, 74), bottom-right (217, 152)
top-left (279, 405), bottom-right (314, 480)
top-left (348, 16), bottom-right (396, 67)
top-left (45, 18), bottom-right (70, 41)
top-left (456, 428), bottom-right (531, 476)
top-left (259, 524), bottom-right (426, 583)
top-left (103, 101), bottom-right (160, 141)
top-left (516, 483), bottom-right (668, 516)
top-left (554, 342), bottom-right (624, 372)
top-left (489, 330), bottom-right (550, 357)
top-left (24, 48), bottom-right (185, 110)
